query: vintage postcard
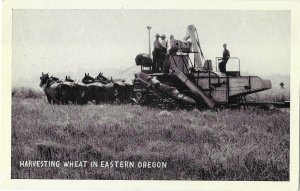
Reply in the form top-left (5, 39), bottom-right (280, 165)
top-left (1, 0), bottom-right (299, 190)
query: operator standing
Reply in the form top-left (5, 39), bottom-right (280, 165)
top-left (169, 35), bottom-right (175, 47)
top-left (153, 34), bottom-right (164, 72)
top-left (160, 34), bottom-right (168, 54)
top-left (218, 43), bottom-right (230, 73)
top-left (168, 34), bottom-right (176, 54)
top-left (159, 34), bottom-right (168, 71)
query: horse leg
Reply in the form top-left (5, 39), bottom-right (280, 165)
top-left (72, 98), bottom-right (77, 105)
top-left (46, 95), bottom-right (51, 104)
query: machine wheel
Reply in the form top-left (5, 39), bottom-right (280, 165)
top-left (132, 90), bottom-right (148, 104)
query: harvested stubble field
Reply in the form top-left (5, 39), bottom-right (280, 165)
top-left (11, 88), bottom-right (289, 180)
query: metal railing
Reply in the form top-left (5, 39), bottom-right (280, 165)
top-left (215, 57), bottom-right (240, 73)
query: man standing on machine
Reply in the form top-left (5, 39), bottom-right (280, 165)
top-left (159, 34), bottom-right (168, 72)
top-left (218, 43), bottom-right (230, 74)
top-left (152, 33), bottom-right (164, 72)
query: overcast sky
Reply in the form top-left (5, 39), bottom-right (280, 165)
top-left (12, 9), bottom-right (290, 86)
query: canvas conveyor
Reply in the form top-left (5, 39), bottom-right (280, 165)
top-left (168, 61), bottom-right (216, 108)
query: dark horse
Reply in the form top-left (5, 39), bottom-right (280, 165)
top-left (113, 79), bottom-right (133, 103)
top-left (40, 73), bottom-right (86, 104)
top-left (50, 75), bottom-right (61, 82)
top-left (95, 72), bottom-right (133, 103)
top-left (65, 76), bottom-right (75, 82)
top-left (64, 76), bottom-right (89, 105)
top-left (95, 72), bottom-right (111, 84)
top-left (81, 73), bottom-right (117, 104)
top-left (40, 72), bottom-right (66, 104)
top-left (82, 73), bottom-right (95, 84)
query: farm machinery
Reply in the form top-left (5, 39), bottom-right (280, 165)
top-left (39, 24), bottom-right (289, 109)
top-left (131, 25), bottom-right (289, 109)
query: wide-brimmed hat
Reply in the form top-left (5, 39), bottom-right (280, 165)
top-left (161, 34), bottom-right (166, 38)
top-left (155, 33), bottom-right (160, 37)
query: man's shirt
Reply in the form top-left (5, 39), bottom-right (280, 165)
top-left (223, 49), bottom-right (230, 61)
top-left (161, 40), bottom-right (167, 49)
top-left (169, 39), bottom-right (175, 48)
top-left (154, 39), bottom-right (163, 49)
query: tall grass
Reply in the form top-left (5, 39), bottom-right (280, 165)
top-left (12, 87), bottom-right (44, 99)
top-left (11, 97), bottom-right (289, 180)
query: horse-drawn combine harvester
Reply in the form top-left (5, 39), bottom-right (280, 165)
top-left (131, 25), bottom-right (289, 109)
top-left (40, 25), bottom-right (289, 109)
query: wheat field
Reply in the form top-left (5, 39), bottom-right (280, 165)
top-left (11, 88), bottom-right (289, 180)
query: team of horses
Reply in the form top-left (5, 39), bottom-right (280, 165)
top-left (39, 72), bottom-right (133, 105)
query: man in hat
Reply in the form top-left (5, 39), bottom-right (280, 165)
top-left (152, 33), bottom-right (164, 72)
top-left (168, 34), bottom-right (176, 55)
top-left (158, 34), bottom-right (168, 71)
top-left (218, 43), bottom-right (230, 74)
top-left (169, 35), bottom-right (175, 47)
top-left (160, 34), bottom-right (168, 54)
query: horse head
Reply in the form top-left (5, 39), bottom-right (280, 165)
top-left (50, 75), bottom-right (60, 82)
top-left (82, 73), bottom-right (95, 84)
top-left (65, 76), bottom-right (74, 82)
top-left (95, 72), bottom-right (109, 83)
top-left (40, 72), bottom-right (49, 87)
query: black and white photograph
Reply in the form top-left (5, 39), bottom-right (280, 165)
top-left (1, 0), bottom-right (299, 190)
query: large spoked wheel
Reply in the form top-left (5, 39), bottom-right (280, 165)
top-left (132, 90), bottom-right (148, 105)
